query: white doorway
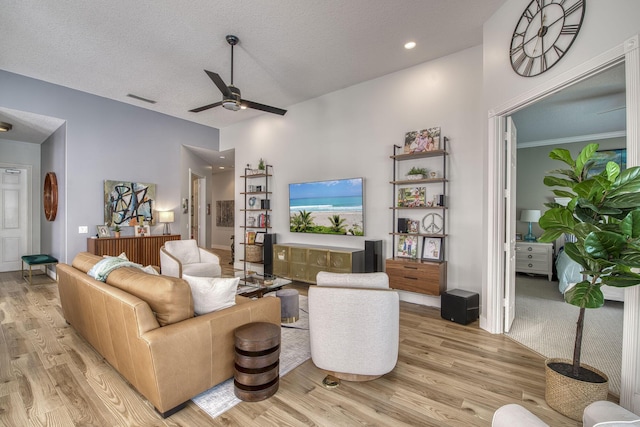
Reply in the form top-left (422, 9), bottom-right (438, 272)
top-left (189, 170), bottom-right (206, 245)
top-left (0, 166), bottom-right (31, 272)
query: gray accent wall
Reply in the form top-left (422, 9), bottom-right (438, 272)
top-left (0, 70), bottom-right (220, 263)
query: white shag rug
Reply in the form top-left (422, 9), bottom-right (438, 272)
top-left (506, 275), bottom-right (623, 396)
top-left (192, 294), bottom-right (310, 419)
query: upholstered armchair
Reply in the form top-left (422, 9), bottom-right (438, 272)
top-left (308, 271), bottom-right (399, 383)
top-left (160, 239), bottom-right (222, 278)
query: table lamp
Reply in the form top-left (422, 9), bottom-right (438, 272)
top-left (520, 209), bottom-right (541, 242)
top-left (158, 211), bottom-right (175, 235)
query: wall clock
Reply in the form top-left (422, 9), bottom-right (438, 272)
top-left (510, 0), bottom-right (585, 77)
top-left (43, 172), bottom-right (58, 221)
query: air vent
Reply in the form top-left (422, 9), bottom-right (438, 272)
top-left (126, 94), bottom-right (157, 104)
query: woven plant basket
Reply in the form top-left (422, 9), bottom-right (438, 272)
top-left (245, 245), bottom-right (263, 262)
top-left (545, 358), bottom-right (609, 421)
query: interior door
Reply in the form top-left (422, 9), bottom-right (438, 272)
top-left (0, 167), bottom-right (29, 272)
top-left (504, 117), bottom-right (517, 332)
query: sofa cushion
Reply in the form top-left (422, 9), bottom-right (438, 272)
top-left (164, 239), bottom-right (201, 265)
top-left (182, 275), bottom-right (239, 315)
top-left (71, 252), bottom-right (193, 326)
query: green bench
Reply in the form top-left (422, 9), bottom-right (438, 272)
top-left (21, 254), bottom-right (58, 285)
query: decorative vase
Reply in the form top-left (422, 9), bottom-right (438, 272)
top-left (544, 358), bottom-right (609, 421)
top-left (407, 174), bottom-right (423, 180)
top-left (114, 231), bottom-right (121, 238)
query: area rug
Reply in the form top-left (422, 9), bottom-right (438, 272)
top-left (506, 276), bottom-right (623, 396)
top-left (192, 294), bottom-right (310, 419)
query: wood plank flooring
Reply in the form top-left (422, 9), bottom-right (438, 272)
top-left (0, 250), bottom-right (587, 426)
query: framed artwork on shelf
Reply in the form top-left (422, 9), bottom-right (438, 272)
top-left (397, 235), bottom-right (418, 258)
top-left (134, 224), bottom-right (150, 237)
top-left (422, 237), bottom-right (443, 261)
top-left (407, 219), bottom-right (420, 233)
top-left (255, 232), bottom-right (265, 244)
top-left (97, 225), bottom-right (111, 238)
top-left (246, 231), bottom-right (256, 244)
top-left (397, 187), bottom-right (426, 207)
top-left (403, 127), bottom-right (441, 154)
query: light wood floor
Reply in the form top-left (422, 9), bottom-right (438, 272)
top-left (0, 250), bottom-right (586, 426)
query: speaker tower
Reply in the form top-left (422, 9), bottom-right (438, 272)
top-left (364, 240), bottom-right (383, 273)
top-left (263, 233), bottom-right (276, 276)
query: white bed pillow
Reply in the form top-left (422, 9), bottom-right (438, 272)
top-left (182, 275), bottom-right (239, 315)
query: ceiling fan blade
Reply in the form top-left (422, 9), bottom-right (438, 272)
top-left (189, 101), bottom-right (223, 113)
top-left (204, 70), bottom-right (232, 97)
top-left (241, 99), bottom-right (287, 116)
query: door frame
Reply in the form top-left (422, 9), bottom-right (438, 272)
top-left (484, 35), bottom-right (640, 410)
top-left (0, 164), bottom-right (33, 270)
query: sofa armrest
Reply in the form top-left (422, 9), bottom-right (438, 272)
top-left (492, 404), bottom-right (549, 427)
top-left (160, 246), bottom-right (182, 277)
top-left (138, 296), bottom-right (281, 413)
top-left (583, 401), bottom-right (640, 427)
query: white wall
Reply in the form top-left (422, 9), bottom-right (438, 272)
top-left (211, 170), bottom-right (235, 250)
top-left (222, 46), bottom-right (485, 306)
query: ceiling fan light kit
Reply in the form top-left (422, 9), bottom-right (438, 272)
top-left (190, 35), bottom-right (287, 116)
top-left (0, 122), bottom-right (13, 132)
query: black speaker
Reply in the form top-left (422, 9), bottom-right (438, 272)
top-left (441, 289), bottom-right (479, 325)
top-left (365, 240), bottom-right (383, 273)
top-left (263, 233), bottom-right (276, 276)
top-left (397, 218), bottom-right (409, 233)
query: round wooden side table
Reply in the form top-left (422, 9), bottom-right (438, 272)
top-left (234, 322), bottom-right (281, 401)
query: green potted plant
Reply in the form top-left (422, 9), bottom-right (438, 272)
top-left (537, 143), bottom-right (640, 420)
top-left (407, 166), bottom-right (428, 180)
top-left (258, 158), bottom-right (266, 171)
top-left (113, 225), bottom-right (121, 238)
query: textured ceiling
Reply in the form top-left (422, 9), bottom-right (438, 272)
top-left (0, 0), bottom-right (507, 130)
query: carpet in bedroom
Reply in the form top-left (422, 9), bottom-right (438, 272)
top-left (506, 275), bottom-right (623, 396)
top-left (191, 294), bottom-right (311, 420)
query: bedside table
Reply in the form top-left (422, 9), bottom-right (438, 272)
top-left (515, 242), bottom-right (553, 281)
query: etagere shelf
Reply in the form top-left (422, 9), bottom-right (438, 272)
top-left (240, 165), bottom-right (273, 278)
top-left (387, 137), bottom-right (449, 296)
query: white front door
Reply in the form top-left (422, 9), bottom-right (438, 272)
top-left (0, 167), bottom-right (29, 272)
top-left (504, 118), bottom-right (517, 332)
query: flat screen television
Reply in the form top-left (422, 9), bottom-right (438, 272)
top-left (289, 177), bottom-right (364, 236)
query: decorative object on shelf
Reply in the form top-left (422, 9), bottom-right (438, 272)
top-left (510, 0), bottom-right (585, 77)
top-left (397, 218), bottom-right (409, 233)
top-left (104, 180), bottom-right (156, 226)
top-left (396, 235), bottom-right (418, 259)
top-left (97, 225), bottom-right (111, 238)
top-left (113, 225), bottom-right (121, 238)
top-left (255, 232), bottom-right (265, 244)
top-left (421, 212), bottom-right (443, 234)
top-left (216, 200), bottom-right (234, 227)
top-left (245, 244), bottom-right (262, 262)
top-left (403, 127), bottom-right (441, 154)
top-left (258, 158), bottom-right (266, 171)
top-left (158, 211), bottom-right (174, 235)
top-left (397, 187), bottom-right (426, 207)
top-left (134, 224), bottom-right (151, 237)
top-left (422, 237), bottom-right (443, 261)
top-left (407, 220), bottom-right (420, 233)
top-left (430, 171), bottom-right (437, 179)
top-left (520, 209), bottom-right (541, 242)
top-left (248, 196), bottom-right (257, 207)
top-left (246, 231), bottom-right (256, 245)
top-left (247, 216), bottom-right (256, 227)
top-left (407, 166), bottom-right (428, 180)
top-left (261, 199), bottom-right (270, 209)
top-left (43, 172), bottom-right (58, 221)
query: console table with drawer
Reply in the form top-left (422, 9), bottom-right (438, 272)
top-left (515, 241), bottom-right (553, 281)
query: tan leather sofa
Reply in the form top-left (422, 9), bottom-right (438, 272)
top-left (57, 252), bottom-right (280, 417)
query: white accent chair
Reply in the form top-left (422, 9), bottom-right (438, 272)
top-left (492, 401), bottom-right (640, 427)
top-left (308, 271), bottom-right (399, 381)
top-left (160, 239), bottom-right (221, 278)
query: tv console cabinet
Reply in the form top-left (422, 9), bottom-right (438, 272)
top-left (87, 234), bottom-right (180, 266)
top-left (272, 243), bottom-right (364, 284)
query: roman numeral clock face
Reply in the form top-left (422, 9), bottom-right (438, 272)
top-left (510, 0), bottom-right (585, 77)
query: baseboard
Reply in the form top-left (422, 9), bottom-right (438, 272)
top-left (210, 244), bottom-right (232, 250)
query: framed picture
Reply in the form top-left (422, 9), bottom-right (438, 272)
top-left (407, 219), bottom-right (420, 233)
top-left (515, 233), bottom-right (523, 241)
top-left (96, 225), bottom-right (111, 238)
top-left (246, 231), bottom-right (256, 245)
top-left (587, 148), bottom-right (626, 177)
top-left (403, 127), bottom-right (441, 154)
top-left (397, 187), bottom-right (426, 207)
top-left (255, 232), bottom-right (265, 244)
top-left (397, 235), bottom-right (418, 258)
top-left (134, 224), bottom-right (150, 237)
top-left (422, 237), bottom-right (443, 261)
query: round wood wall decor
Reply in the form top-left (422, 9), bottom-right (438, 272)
top-left (43, 172), bottom-right (58, 221)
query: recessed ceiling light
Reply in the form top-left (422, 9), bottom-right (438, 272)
top-left (0, 122), bottom-right (13, 132)
top-left (220, 155), bottom-right (225, 159)
top-left (240, 105), bottom-right (247, 110)
top-left (404, 41), bottom-right (416, 50)
top-left (219, 166), bottom-right (225, 169)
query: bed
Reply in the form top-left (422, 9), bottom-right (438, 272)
top-left (556, 247), bottom-right (625, 302)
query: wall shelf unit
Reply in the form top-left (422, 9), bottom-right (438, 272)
top-left (240, 165), bottom-right (273, 278)
top-left (387, 138), bottom-right (448, 295)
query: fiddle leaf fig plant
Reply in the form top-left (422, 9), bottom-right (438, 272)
top-left (538, 143), bottom-right (640, 378)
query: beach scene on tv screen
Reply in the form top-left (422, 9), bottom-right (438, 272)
top-left (289, 178), bottom-right (364, 236)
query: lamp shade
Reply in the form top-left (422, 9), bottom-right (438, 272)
top-left (520, 209), bottom-right (541, 223)
top-left (158, 211), bottom-right (174, 223)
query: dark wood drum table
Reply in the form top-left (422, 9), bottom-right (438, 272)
top-left (234, 322), bottom-right (281, 401)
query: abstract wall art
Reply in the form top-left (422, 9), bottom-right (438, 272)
top-left (216, 200), bottom-right (234, 227)
top-left (104, 180), bottom-right (156, 226)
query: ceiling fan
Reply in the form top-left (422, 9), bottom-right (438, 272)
top-left (189, 35), bottom-right (287, 116)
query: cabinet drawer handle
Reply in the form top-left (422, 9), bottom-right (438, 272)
top-left (403, 266), bottom-right (419, 270)
top-left (403, 276), bottom-right (419, 280)
top-left (527, 247), bottom-right (533, 251)
top-left (528, 263), bottom-right (533, 268)
top-left (528, 255), bottom-right (533, 259)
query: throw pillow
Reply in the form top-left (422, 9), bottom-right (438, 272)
top-left (141, 265), bottom-right (160, 275)
top-left (182, 275), bottom-right (239, 315)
